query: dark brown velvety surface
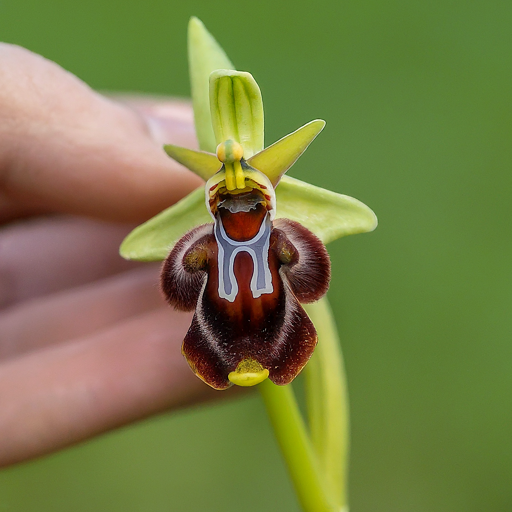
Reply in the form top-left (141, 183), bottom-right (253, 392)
top-left (161, 203), bottom-right (330, 389)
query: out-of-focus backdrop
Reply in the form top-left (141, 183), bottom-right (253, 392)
top-left (1, 1), bottom-right (511, 511)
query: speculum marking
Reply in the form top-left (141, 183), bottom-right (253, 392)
top-left (214, 213), bottom-right (273, 302)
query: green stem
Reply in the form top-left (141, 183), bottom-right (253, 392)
top-left (259, 379), bottom-right (337, 512)
top-left (304, 298), bottom-right (349, 509)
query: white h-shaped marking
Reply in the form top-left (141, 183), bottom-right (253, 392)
top-left (214, 213), bottom-right (273, 303)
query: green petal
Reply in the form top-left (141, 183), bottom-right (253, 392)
top-left (276, 176), bottom-right (378, 244)
top-left (119, 187), bottom-right (211, 261)
top-left (163, 144), bottom-right (221, 181)
top-left (248, 120), bottom-right (325, 186)
top-left (209, 70), bottom-right (264, 158)
top-left (188, 17), bottom-right (234, 153)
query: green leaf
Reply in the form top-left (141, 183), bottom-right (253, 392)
top-left (209, 70), bottom-right (264, 158)
top-left (119, 187), bottom-right (211, 261)
top-left (163, 144), bottom-right (221, 181)
top-left (188, 17), bottom-right (234, 153)
top-left (304, 298), bottom-right (349, 509)
top-left (248, 120), bottom-right (325, 186)
top-left (276, 176), bottom-right (378, 244)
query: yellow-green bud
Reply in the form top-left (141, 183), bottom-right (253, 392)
top-left (216, 139), bottom-right (244, 163)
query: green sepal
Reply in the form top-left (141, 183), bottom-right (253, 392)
top-left (276, 176), bottom-right (378, 245)
top-left (188, 17), bottom-right (234, 153)
top-left (248, 120), bottom-right (325, 186)
top-left (119, 187), bottom-right (211, 261)
top-left (163, 144), bottom-right (221, 181)
top-left (209, 70), bottom-right (264, 158)
top-left (120, 175), bottom-right (377, 262)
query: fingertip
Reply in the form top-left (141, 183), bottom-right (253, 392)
top-left (0, 46), bottom-right (203, 223)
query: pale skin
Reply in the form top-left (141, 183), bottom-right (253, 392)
top-left (0, 44), bottom-right (228, 467)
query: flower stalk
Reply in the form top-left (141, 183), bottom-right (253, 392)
top-left (260, 297), bottom-right (349, 512)
top-left (259, 378), bottom-right (337, 512)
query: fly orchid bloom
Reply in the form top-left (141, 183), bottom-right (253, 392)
top-left (120, 18), bottom-right (377, 391)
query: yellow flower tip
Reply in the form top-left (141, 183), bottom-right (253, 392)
top-left (228, 358), bottom-right (269, 387)
top-left (216, 139), bottom-right (244, 163)
top-left (216, 140), bottom-right (246, 192)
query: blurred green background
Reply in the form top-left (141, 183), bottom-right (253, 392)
top-left (1, 1), bottom-right (512, 511)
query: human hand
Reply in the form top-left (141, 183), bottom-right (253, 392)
top-left (0, 44), bottom-right (225, 466)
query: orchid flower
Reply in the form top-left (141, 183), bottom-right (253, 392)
top-left (120, 23), bottom-right (376, 392)
top-left (120, 18), bottom-right (377, 511)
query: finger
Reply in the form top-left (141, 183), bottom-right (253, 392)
top-left (0, 189), bottom-right (48, 223)
top-left (0, 308), bottom-right (231, 467)
top-left (0, 215), bottom-right (140, 308)
top-left (113, 95), bottom-right (196, 147)
top-left (0, 44), bottom-right (202, 224)
top-left (0, 265), bottom-right (164, 358)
